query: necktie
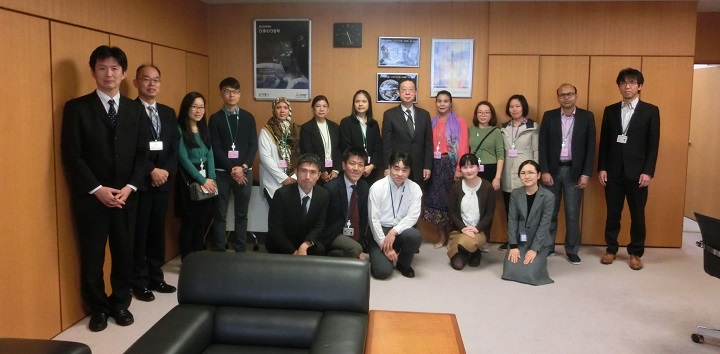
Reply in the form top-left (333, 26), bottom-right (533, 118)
top-left (349, 185), bottom-right (360, 241)
top-left (108, 99), bottom-right (117, 128)
top-left (405, 109), bottom-right (415, 137)
top-left (301, 195), bottom-right (310, 218)
top-left (148, 106), bottom-right (160, 137)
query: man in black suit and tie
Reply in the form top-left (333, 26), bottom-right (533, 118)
top-left (382, 78), bottom-right (433, 186)
top-left (538, 83), bottom-right (596, 265)
top-left (265, 153), bottom-right (329, 256)
top-left (598, 68), bottom-right (660, 271)
top-left (130, 65), bottom-right (178, 302)
top-left (61, 46), bottom-right (149, 331)
top-left (322, 147), bottom-right (370, 259)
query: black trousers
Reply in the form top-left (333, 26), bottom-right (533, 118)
top-left (603, 177), bottom-right (648, 257)
top-left (133, 188), bottom-right (169, 289)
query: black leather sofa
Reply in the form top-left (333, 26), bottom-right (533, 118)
top-left (125, 251), bottom-right (370, 354)
top-left (0, 338), bottom-right (91, 354)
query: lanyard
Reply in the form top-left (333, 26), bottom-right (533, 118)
top-left (223, 108), bottom-right (240, 150)
top-left (561, 117), bottom-right (574, 147)
top-left (433, 118), bottom-right (446, 152)
top-left (510, 120), bottom-right (524, 148)
top-left (357, 116), bottom-right (368, 151)
top-left (389, 179), bottom-right (406, 219)
top-left (317, 120), bottom-right (332, 158)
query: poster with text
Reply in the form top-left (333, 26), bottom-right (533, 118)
top-left (377, 73), bottom-right (418, 103)
top-left (378, 37), bottom-right (420, 68)
top-left (430, 38), bottom-right (473, 98)
top-left (254, 19), bottom-right (311, 101)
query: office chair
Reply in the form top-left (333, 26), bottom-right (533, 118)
top-left (692, 212), bottom-right (720, 345)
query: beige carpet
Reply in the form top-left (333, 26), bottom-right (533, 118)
top-left (54, 218), bottom-right (720, 353)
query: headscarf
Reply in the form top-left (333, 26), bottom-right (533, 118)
top-left (432, 111), bottom-right (461, 167)
top-left (264, 97), bottom-right (301, 174)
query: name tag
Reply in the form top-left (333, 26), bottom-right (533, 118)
top-left (520, 232), bottom-right (527, 243)
top-left (560, 148), bottom-right (569, 157)
top-left (325, 159), bottom-right (333, 168)
top-left (199, 169), bottom-right (206, 178)
top-left (508, 149), bottom-right (518, 158)
top-left (279, 160), bottom-right (288, 168)
top-left (343, 227), bottom-right (355, 237)
top-left (434, 151), bottom-right (442, 159)
top-left (228, 150), bottom-right (239, 159)
top-left (479, 164), bottom-right (485, 172)
top-left (616, 135), bottom-right (628, 144)
top-left (149, 141), bottom-right (163, 151)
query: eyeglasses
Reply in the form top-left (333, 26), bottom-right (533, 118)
top-left (519, 171), bottom-right (537, 176)
top-left (557, 92), bottom-right (576, 99)
top-left (190, 105), bottom-right (205, 111)
top-left (618, 81), bottom-right (638, 87)
top-left (477, 111), bottom-right (492, 116)
top-left (223, 89), bottom-right (240, 96)
top-left (400, 88), bottom-right (416, 93)
top-left (138, 77), bottom-right (161, 85)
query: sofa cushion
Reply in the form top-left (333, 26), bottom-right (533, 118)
top-left (214, 307), bottom-right (321, 348)
top-left (203, 344), bottom-right (308, 354)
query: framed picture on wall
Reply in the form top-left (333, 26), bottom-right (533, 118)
top-left (378, 37), bottom-right (420, 67)
top-left (377, 73), bottom-right (418, 103)
top-left (253, 19), bottom-right (311, 101)
top-left (430, 38), bottom-right (474, 98)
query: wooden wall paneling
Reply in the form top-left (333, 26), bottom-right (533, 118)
top-left (488, 2), bottom-right (696, 56)
top-left (0, 9), bottom-right (60, 339)
top-left (50, 22), bottom-right (111, 330)
top-left (109, 36), bottom-right (152, 99)
top-left (686, 66), bottom-right (720, 218)
top-left (639, 56), bottom-right (693, 247)
top-left (695, 12), bottom-right (720, 64)
top-left (583, 56), bottom-right (642, 246)
top-left (187, 53), bottom-right (210, 102)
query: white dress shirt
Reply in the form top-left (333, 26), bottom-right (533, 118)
top-left (368, 175), bottom-right (422, 245)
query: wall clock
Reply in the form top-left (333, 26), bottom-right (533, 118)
top-left (333, 23), bottom-right (362, 48)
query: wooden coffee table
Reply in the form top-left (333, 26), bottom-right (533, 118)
top-left (365, 310), bottom-right (466, 354)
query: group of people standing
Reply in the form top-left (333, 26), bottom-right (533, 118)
top-left (61, 44), bottom-right (660, 332)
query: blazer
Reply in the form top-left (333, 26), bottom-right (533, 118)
top-left (507, 186), bottom-right (554, 252)
top-left (382, 105), bottom-right (433, 183)
top-left (137, 99), bottom-right (178, 192)
top-left (447, 179), bottom-right (496, 235)
top-left (266, 184), bottom-right (330, 254)
top-left (61, 91), bottom-right (150, 208)
top-left (208, 108), bottom-right (257, 172)
top-left (321, 176), bottom-right (369, 249)
top-left (597, 100), bottom-right (660, 180)
top-left (339, 115), bottom-right (383, 169)
top-left (538, 107), bottom-right (596, 182)
top-left (300, 118), bottom-right (342, 173)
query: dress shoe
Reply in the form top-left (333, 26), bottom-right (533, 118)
top-left (395, 263), bottom-right (416, 278)
top-left (111, 309), bottom-right (134, 326)
top-left (600, 252), bottom-right (616, 265)
top-left (468, 251), bottom-right (482, 267)
top-left (132, 287), bottom-right (155, 302)
top-left (88, 312), bottom-right (108, 332)
top-left (148, 281), bottom-right (176, 293)
top-left (629, 255), bottom-right (643, 270)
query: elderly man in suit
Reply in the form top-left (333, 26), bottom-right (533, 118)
top-left (382, 78), bottom-right (433, 186)
top-left (538, 83), bottom-right (596, 265)
top-left (598, 68), bottom-right (660, 271)
top-left (61, 45), bottom-right (149, 331)
top-left (130, 64), bottom-right (178, 302)
top-left (266, 153), bottom-right (329, 256)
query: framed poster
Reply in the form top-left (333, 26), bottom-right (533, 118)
top-left (253, 19), bottom-right (311, 101)
top-left (430, 38), bottom-right (474, 98)
top-left (377, 73), bottom-right (418, 103)
top-left (378, 37), bottom-right (420, 68)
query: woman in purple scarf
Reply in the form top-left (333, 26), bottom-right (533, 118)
top-left (422, 90), bottom-right (469, 248)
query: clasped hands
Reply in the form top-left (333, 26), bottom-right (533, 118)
top-left (231, 166), bottom-right (249, 185)
top-left (94, 186), bottom-right (133, 208)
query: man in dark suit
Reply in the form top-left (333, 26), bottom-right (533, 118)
top-left (61, 46), bottom-right (150, 331)
top-left (538, 83), bottom-right (596, 265)
top-left (321, 147), bottom-right (369, 259)
top-left (382, 78), bottom-right (433, 186)
top-left (598, 68), bottom-right (660, 271)
top-left (130, 64), bottom-right (178, 302)
top-left (265, 153), bottom-right (329, 256)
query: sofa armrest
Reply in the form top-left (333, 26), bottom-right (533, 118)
top-left (124, 305), bottom-right (215, 354)
top-left (310, 312), bottom-right (367, 354)
top-left (0, 338), bottom-right (91, 354)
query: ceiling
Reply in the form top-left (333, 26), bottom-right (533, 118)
top-left (200, 0), bottom-right (720, 12)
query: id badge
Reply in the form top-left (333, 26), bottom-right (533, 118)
top-left (228, 150), bottom-right (239, 159)
top-left (560, 148), bottom-right (569, 157)
top-left (367, 156), bottom-right (371, 164)
top-left (325, 159), bottom-right (333, 168)
top-left (199, 169), bottom-right (206, 178)
top-left (479, 164), bottom-right (485, 172)
top-left (149, 141), bottom-right (163, 151)
top-left (279, 160), bottom-right (288, 168)
top-left (434, 151), bottom-right (442, 159)
top-left (520, 232), bottom-right (527, 243)
top-left (343, 227), bottom-right (354, 237)
top-left (616, 135), bottom-right (628, 144)
top-left (508, 149), bottom-right (518, 158)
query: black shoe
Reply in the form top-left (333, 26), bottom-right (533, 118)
top-left (468, 251), bottom-right (482, 267)
top-left (548, 250), bottom-right (556, 257)
top-left (450, 252), bottom-right (469, 270)
top-left (88, 312), bottom-right (108, 332)
top-left (111, 309), bottom-right (134, 326)
top-left (132, 287), bottom-right (155, 302)
top-left (498, 243), bottom-right (508, 250)
top-left (395, 263), bottom-right (416, 278)
top-left (148, 281), bottom-right (176, 293)
top-left (567, 253), bottom-right (581, 265)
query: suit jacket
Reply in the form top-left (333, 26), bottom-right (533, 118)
top-left (382, 105), bottom-right (433, 183)
top-left (136, 99), bottom-right (178, 192)
top-left (61, 91), bottom-right (150, 208)
top-left (447, 179), bottom-right (496, 235)
top-left (339, 115), bottom-right (383, 169)
top-left (266, 184), bottom-right (330, 254)
top-left (321, 176), bottom-right (369, 249)
top-left (508, 186), bottom-right (554, 252)
top-left (597, 100), bottom-right (660, 179)
top-left (538, 107), bottom-right (596, 182)
top-left (300, 119), bottom-right (342, 173)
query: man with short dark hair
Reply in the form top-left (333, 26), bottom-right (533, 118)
top-left (538, 83), bottom-right (596, 265)
top-left (61, 45), bottom-right (149, 331)
top-left (131, 64), bottom-right (179, 302)
top-left (598, 68), bottom-right (660, 271)
top-left (266, 153), bottom-right (329, 256)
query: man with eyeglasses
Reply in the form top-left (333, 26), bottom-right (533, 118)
top-left (598, 68), bottom-right (660, 271)
top-left (130, 64), bottom-right (179, 302)
top-left (538, 83), bottom-right (596, 265)
top-left (382, 78), bottom-right (433, 187)
top-left (208, 77), bottom-right (258, 252)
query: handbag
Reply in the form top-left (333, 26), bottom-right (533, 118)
top-left (180, 166), bottom-right (217, 201)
